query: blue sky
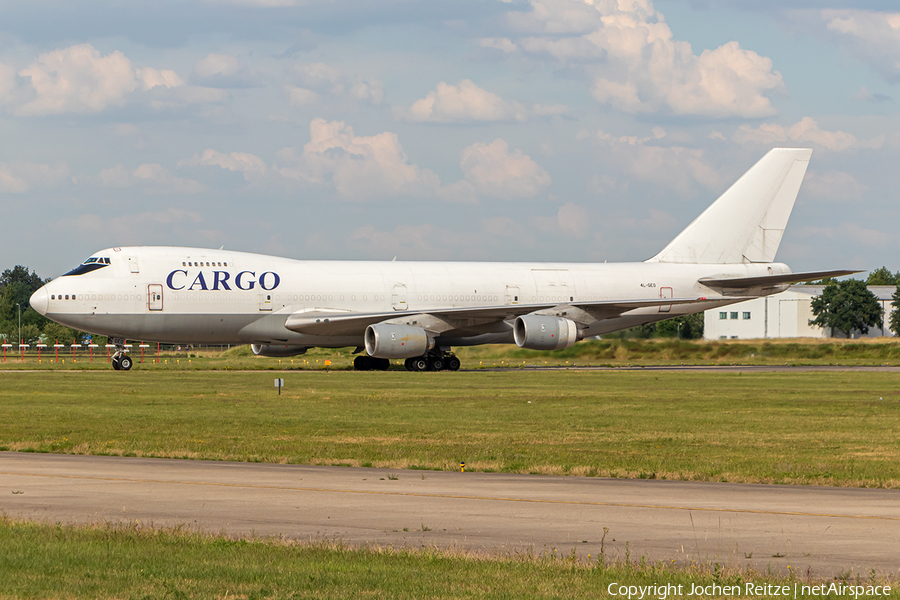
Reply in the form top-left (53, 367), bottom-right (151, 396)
top-left (1, 0), bottom-right (897, 277)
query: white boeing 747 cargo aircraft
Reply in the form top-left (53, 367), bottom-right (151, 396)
top-left (30, 148), bottom-right (856, 371)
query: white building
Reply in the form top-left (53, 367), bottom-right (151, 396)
top-left (704, 285), bottom-right (897, 340)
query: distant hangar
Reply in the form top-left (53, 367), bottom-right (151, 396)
top-left (704, 285), bottom-right (896, 340)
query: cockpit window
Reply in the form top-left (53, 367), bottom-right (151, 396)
top-left (62, 256), bottom-right (111, 277)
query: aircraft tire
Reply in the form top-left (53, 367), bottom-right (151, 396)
top-left (353, 356), bottom-right (369, 371)
top-left (376, 358), bottom-right (390, 371)
top-left (119, 355), bottom-right (133, 371)
top-left (430, 357), bottom-right (444, 371)
top-left (404, 358), bottom-right (414, 371)
top-left (446, 356), bottom-right (461, 371)
top-left (411, 357), bottom-right (428, 372)
top-left (112, 356), bottom-right (121, 370)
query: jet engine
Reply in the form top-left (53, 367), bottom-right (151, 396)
top-left (365, 323), bottom-right (434, 359)
top-left (513, 315), bottom-right (582, 350)
top-left (251, 344), bottom-right (308, 357)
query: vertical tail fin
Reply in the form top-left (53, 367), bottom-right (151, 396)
top-left (648, 148), bottom-right (812, 264)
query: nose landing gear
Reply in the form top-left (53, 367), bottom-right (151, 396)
top-left (109, 338), bottom-right (133, 371)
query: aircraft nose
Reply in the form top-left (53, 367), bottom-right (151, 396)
top-left (30, 286), bottom-right (49, 316)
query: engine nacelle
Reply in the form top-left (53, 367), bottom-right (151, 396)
top-left (513, 315), bottom-right (582, 350)
top-left (365, 323), bottom-right (434, 359)
top-left (251, 344), bottom-right (308, 357)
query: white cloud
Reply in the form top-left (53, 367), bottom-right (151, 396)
top-left (853, 86), bottom-right (892, 103)
top-left (287, 62), bottom-right (383, 106)
top-left (138, 67), bottom-right (184, 91)
top-left (179, 149), bottom-right (269, 184)
top-left (98, 163), bottom-right (205, 194)
top-left (457, 139), bottom-right (551, 199)
top-left (557, 202), bottom-right (589, 238)
top-left (286, 85), bottom-right (318, 106)
top-left (4, 43), bottom-right (226, 116)
top-left (819, 10), bottom-right (900, 82)
top-left (0, 161), bottom-right (70, 193)
top-left (733, 117), bottom-right (883, 151)
top-left (802, 170), bottom-right (868, 202)
top-left (406, 80), bottom-right (528, 123)
top-left (594, 128), bottom-right (724, 197)
top-left (191, 53), bottom-right (261, 88)
top-left (404, 80), bottom-right (564, 123)
top-left (16, 44), bottom-right (139, 116)
top-left (497, 0), bottom-right (784, 117)
top-left (66, 208), bottom-right (216, 244)
top-left (275, 118), bottom-right (440, 200)
top-left (350, 223), bottom-right (438, 258)
top-left (480, 37), bottom-right (518, 53)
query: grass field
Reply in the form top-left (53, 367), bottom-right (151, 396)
top-left (1, 338), bottom-right (900, 371)
top-left (1, 370), bottom-right (897, 487)
top-left (3, 517), bottom-right (895, 599)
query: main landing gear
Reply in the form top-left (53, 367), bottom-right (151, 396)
top-left (352, 351), bottom-right (462, 371)
top-left (109, 338), bottom-right (133, 371)
top-left (404, 351), bottom-right (460, 372)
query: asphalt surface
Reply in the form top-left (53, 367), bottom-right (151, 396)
top-left (2, 452), bottom-right (898, 577)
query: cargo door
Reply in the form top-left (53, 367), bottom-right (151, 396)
top-left (532, 269), bottom-right (576, 303)
top-left (391, 284), bottom-right (408, 311)
top-left (148, 284), bottom-right (163, 311)
top-left (259, 293), bottom-right (273, 311)
top-left (505, 285), bottom-right (520, 305)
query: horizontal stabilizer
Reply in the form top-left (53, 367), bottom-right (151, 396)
top-left (284, 297), bottom-right (719, 336)
top-left (699, 269), bottom-right (862, 290)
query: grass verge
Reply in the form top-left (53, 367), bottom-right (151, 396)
top-left (1, 338), bottom-right (899, 371)
top-left (1, 517), bottom-right (895, 599)
top-left (1, 370), bottom-right (898, 487)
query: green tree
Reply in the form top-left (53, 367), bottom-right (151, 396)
top-left (809, 279), bottom-right (884, 338)
top-left (43, 322), bottom-right (85, 345)
top-left (655, 313), bottom-right (704, 339)
top-left (18, 324), bottom-right (42, 345)
top-left (890, 285), bottom-right (900, 337)
top-left (865, 266), bottom-right (900, 286)
top-left (0, 265), bottom-right (50, 331)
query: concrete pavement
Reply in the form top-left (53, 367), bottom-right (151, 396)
top-left (2, 452), bottom-right (898, 578)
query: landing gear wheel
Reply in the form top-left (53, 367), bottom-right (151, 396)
top-left (375, 358), bottom-right (390, 371)
top-left (112, 356), bottom-right (121, 370)
top-left (411, 357), bottom-right (428, 372)
top-left (446, 356), bottom-right (461, 371)
top-left (430, 357), bottom-right (444, 371)
top-left (404, 358), bottom-right (414, 371)
top-left (118, 355), bottom-right (133, 371)
top-left (353, 355), bottom-right (369, 371)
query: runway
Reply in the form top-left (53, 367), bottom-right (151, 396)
top-left (3, 453), bottom-right (898, 577)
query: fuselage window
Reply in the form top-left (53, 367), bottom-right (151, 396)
top-left (65, 295), bottom-right (69, 300)
top-left (51, 295), bottom-right (55, 300)
top-left (72, 295), bottom-right (76, 300)
top-left (183, 262), bottom-right (186, 266)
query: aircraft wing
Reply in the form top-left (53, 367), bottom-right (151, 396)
top-left (283, 296), bottom-right (719, 337)
top-left (699, 269), bottom-right (862, 290)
